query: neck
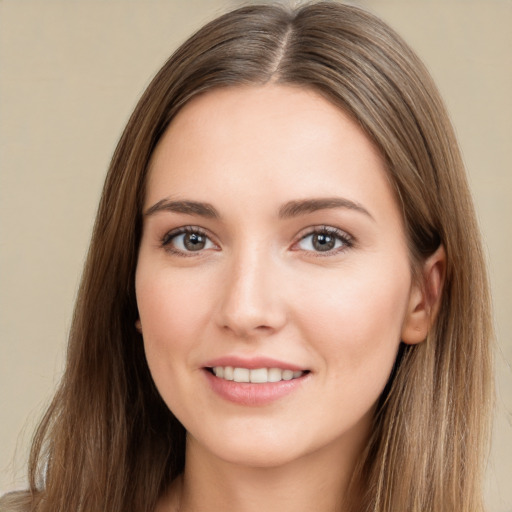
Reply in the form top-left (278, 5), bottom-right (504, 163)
top-left (161, 433), bottom-right (366, 512)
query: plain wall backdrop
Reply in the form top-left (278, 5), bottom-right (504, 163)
top-left (1, 0), bottom-right (511, 510)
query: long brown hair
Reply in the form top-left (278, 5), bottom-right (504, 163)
top-left (1, 3), bottom-right (493, 511)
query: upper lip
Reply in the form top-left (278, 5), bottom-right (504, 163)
top-left (203, 356), bottom-right (307, 372)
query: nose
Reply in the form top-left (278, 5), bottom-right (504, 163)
top-left (215, 246), bottom-right (287, 338)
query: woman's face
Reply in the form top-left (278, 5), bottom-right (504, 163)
top-left (136, 85), bottom-right (424, 469)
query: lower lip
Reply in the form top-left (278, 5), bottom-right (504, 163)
top-left (203, 369), bottom-right (309, 406)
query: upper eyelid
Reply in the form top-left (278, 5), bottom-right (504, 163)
top-left (291, 225), bottom-right (354, 252)
top-left (294, 225), bottom-right (353, 241)
top-left (162, 225), bottom-right (211, 240)
top-left (161, 225), bottom-right (219, 249)
top-left (160, 226), bottom-right (219, 257)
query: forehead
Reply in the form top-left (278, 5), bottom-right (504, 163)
top-left (154, 85), bottom-right (380, 162)
top-left (145, 84), bottom-right (398, 225)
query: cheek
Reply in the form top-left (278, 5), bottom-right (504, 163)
top-left (294, 260), bottom-right (411, 384)
top-left (135, 264), bottom-right (220, 402)
top-left (135, 264), bottom-right (221, 420)
top-left (136, 267), bottom-right (213, 347)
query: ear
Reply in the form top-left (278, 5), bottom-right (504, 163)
top-left (135, 319), bottom-right (143, 333)
top-left (401, 245), bottom-right (446, 345)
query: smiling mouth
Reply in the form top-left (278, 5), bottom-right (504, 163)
top-left (207, 367), bottom-right (308, 383)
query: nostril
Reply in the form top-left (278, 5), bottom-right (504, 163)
top-left (220, 323), bottom-right (275, 338)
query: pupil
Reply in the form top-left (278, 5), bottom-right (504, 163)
top-left (313, 233), bottom-right (335, 251)
top-left (184, 233), bottom-right (205, 251)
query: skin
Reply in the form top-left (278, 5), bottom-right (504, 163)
top-left (135, 84), bottom-right (444, 512)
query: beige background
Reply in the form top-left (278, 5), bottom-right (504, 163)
top-left (1, 0), bottom-right (510, 509)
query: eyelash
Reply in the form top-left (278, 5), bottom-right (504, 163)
top-left (293, 226), bottom-right (354, 256)
top-left (161, 226), bottom-right (216, 256)
top-left (160, 225), bottom-right (354, 256)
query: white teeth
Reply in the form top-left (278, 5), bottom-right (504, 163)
top-left (250, 368), bottom-right (268, 383)
top-left (233, 367), bottom-right (250, 383)
top-left (211, 366), bottom-right (305, 383)
top-left (282, 369), bottom-right (294, 381)
top-left (268, 368), bottom-right (282, 382)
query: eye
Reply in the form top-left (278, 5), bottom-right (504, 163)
top-left (162, 227), bottom-right (216, 254)
top-left (295, 227), bottom-right (352, 254)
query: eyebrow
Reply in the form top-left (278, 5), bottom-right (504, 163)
top-left (144, 199), bottom-right (219, 218)
top-left (278, 197), bottom-right (374, 220)
top-left (144, 196), bottom-right (374, 221)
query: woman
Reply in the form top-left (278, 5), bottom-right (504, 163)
top-left (1, 2), bottom-right (493, 511)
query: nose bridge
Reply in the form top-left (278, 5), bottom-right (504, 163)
top-left (217, 240), bottom-right (285, 336)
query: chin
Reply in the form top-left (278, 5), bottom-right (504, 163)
top-left (187, 418), bottom-right (361, 471)
top-left (214, 442), bottom-right (306, 469)
top-left (186, 424), bottom-right (309, 469)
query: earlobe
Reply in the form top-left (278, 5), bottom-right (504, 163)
top-left (401, 245), bottom-right (446, 345)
